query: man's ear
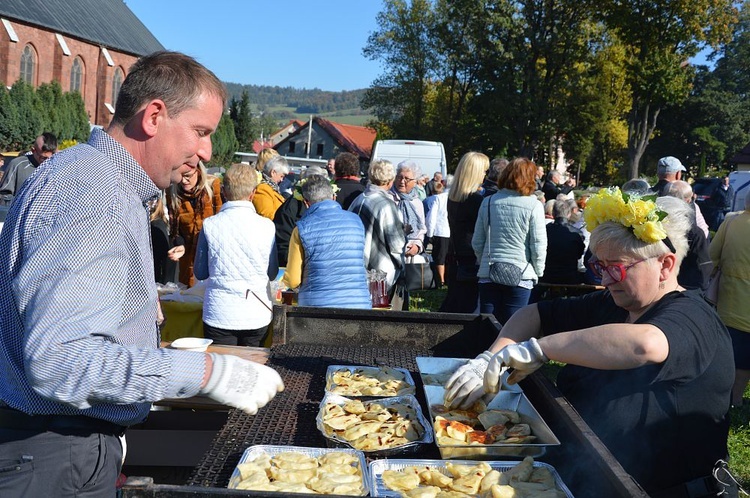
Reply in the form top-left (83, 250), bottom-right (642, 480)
top-left (141, 99), bottom-right (167, 138)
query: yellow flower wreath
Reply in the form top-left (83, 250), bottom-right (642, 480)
top-left (583, 187), bottom-right (668, 244)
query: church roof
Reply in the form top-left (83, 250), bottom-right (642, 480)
top-left (0, 0), bottom-right (164, 57)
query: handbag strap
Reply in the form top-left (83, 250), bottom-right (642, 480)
top-left (487, 196), bottom-right (494, 263)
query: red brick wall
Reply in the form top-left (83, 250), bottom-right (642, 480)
top-left (0, 19), bottom-right (141, 127)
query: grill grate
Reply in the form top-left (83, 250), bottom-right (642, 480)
top-left (187, 343), bottom-right (434, 488)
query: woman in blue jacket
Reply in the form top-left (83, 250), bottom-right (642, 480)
top-left (472, 157), bottom-right (547, 324)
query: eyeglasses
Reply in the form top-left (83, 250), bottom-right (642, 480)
top-left (587, 257), bottom-right (654, 282)
top-left (396, 175), bottom-right (416, 184)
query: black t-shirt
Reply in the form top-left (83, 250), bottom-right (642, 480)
top-left (537, 289), bottom-right (733, 493)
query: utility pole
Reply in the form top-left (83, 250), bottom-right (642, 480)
top-left (305, 115), bottom-right (313, 158)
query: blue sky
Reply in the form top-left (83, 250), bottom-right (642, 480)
top-left (123, 0), bottom-right (385, 92)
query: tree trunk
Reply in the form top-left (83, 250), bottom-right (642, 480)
top-left (627, 101), bottom-right (661, 179)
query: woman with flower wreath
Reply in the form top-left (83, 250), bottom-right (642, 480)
top-left (444, 189), bottom-right (734, 497)
top-left (282, 175), bottom-right (371, 308)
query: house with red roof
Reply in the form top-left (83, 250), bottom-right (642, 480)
top-left (274, 117), bottom-right (377, 172)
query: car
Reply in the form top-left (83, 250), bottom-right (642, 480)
top-left (693, 177), bottom-right (721, 203)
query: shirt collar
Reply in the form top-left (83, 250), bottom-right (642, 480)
top-left (88, 128), bottom-right (160, 204)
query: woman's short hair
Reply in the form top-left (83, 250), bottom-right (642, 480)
top-left (449, 152), bottom-right (489, 203)
top-left (368, 160), bottom-right (396, 186)
top-left (397, 160), bottom-right (422, 179)
top-left (498, 157), bottom-right (537, 196)
top-left (224, 163), bottom-right (258, 201)
top-left (589, 195), bottom-right (691, 265)
top-left (112, 51), bottom-right (227, 127)
top-left (256, 148), bottom-right (279, 172)
top-left (301, 175), bottom-right (334, 204)
top-left (263, 155), bottom-right (290, 176)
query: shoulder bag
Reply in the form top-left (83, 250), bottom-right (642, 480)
top-left (705, 213), bottom-right (737, 306)
top-left (404, 253), bottom-right (437, 291)
top-left (486, 197), bottom-right (528, 287)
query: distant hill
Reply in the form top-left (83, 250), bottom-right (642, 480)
top-left (224, 82), bottom-right (369, 115)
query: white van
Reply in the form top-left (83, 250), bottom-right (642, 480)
top-left (371, 140), bottom-right (447, 179)
top-left (729, 171), bottom-right (750, 211)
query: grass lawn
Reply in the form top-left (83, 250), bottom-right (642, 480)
top-left (409, 286), bottom-right (750, 493)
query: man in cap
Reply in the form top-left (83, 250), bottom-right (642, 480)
top-left (650, 156), bottom-right (686, 196)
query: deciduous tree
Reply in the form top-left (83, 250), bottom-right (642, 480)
top-left (597, 0), bottom-right (738, 178)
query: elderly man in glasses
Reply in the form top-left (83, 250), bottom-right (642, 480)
top-left (390, 160), bottom-right (427, 257)
top-left (444, 189), bottom-right (734, 497)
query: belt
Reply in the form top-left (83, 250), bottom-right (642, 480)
top-left (0, 407), bottom-right (127, 437)
top-left (652, 475), bottom-right (722, 498)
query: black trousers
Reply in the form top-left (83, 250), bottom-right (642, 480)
top-left (203, 322), bottom-right (268, 347)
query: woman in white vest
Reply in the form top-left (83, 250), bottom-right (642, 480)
top-left (193, 163), bottom-right (279, 346)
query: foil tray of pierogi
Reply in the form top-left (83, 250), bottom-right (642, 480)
top-left (227, 444), bottom-right (369, 495)
top-left (416, 356), bottom-right (522, 394)
top-left (424, 386), bottom-right (560, 459)
top-left (318, 393), bottom-right (433, 457)
top-left (369, 456), bottom-right (574, 497)
top-left (325, 365), bottom-right (416, 397)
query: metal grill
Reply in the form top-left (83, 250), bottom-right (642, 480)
top-left (187, 343), bottom-right (434, 488)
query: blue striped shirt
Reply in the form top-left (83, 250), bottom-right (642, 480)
top-left (0, 128), bottom-right (206, 426)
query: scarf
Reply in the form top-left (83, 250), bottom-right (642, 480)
top-left (390, 185), bottom-right (424, 236)
top-left (261, 171), bottom-right (281, 193)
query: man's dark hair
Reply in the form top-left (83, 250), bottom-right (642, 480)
top-left (334, 152), bottom-right (360, 177)
top-left (39, 132), bottom-right (58, 152)
top-left (111, 51), bottom-right (227, 127)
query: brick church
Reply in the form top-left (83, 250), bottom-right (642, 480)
top-left (0, 0), bottom-right (163, 127)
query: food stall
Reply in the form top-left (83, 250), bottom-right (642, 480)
top-left (120, 305), bottom-right (649, 497)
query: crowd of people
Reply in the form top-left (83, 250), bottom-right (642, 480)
top-left (0, 49), bottom-right (747, 497)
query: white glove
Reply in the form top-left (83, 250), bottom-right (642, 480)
top-left (443, 351), bottom-right (493, 409)
top-left (200, 353), bottom-right (284, 415)
top-left (484, 338), bottom-right (548, 392)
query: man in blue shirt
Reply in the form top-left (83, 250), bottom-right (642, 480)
top-left (0, 51), bottom-right (283, 497)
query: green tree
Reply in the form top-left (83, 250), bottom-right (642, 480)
top-left (64, 91), bottom-right (91, 143)
top-left (229, 90), bottom-right (253, 151)
top-left (597, 0), bottom-right (738, 178)
top-left (468, 0), bottom-right (602, 169)
top-left (9, 80), bottom-right (43, 148)
top-left (210, 114), bottom-right (239, 167)
top-left (362, 0), bottom-right (439, 139)
top-left (430, 0), bottom-right (514, 160)
top-left (0, 85), bottom-right (21, 150)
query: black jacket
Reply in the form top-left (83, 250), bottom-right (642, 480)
top-left (273, 196), bottom-right (307, 267)
top-left (540, 219), bottom-right (585, 284)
